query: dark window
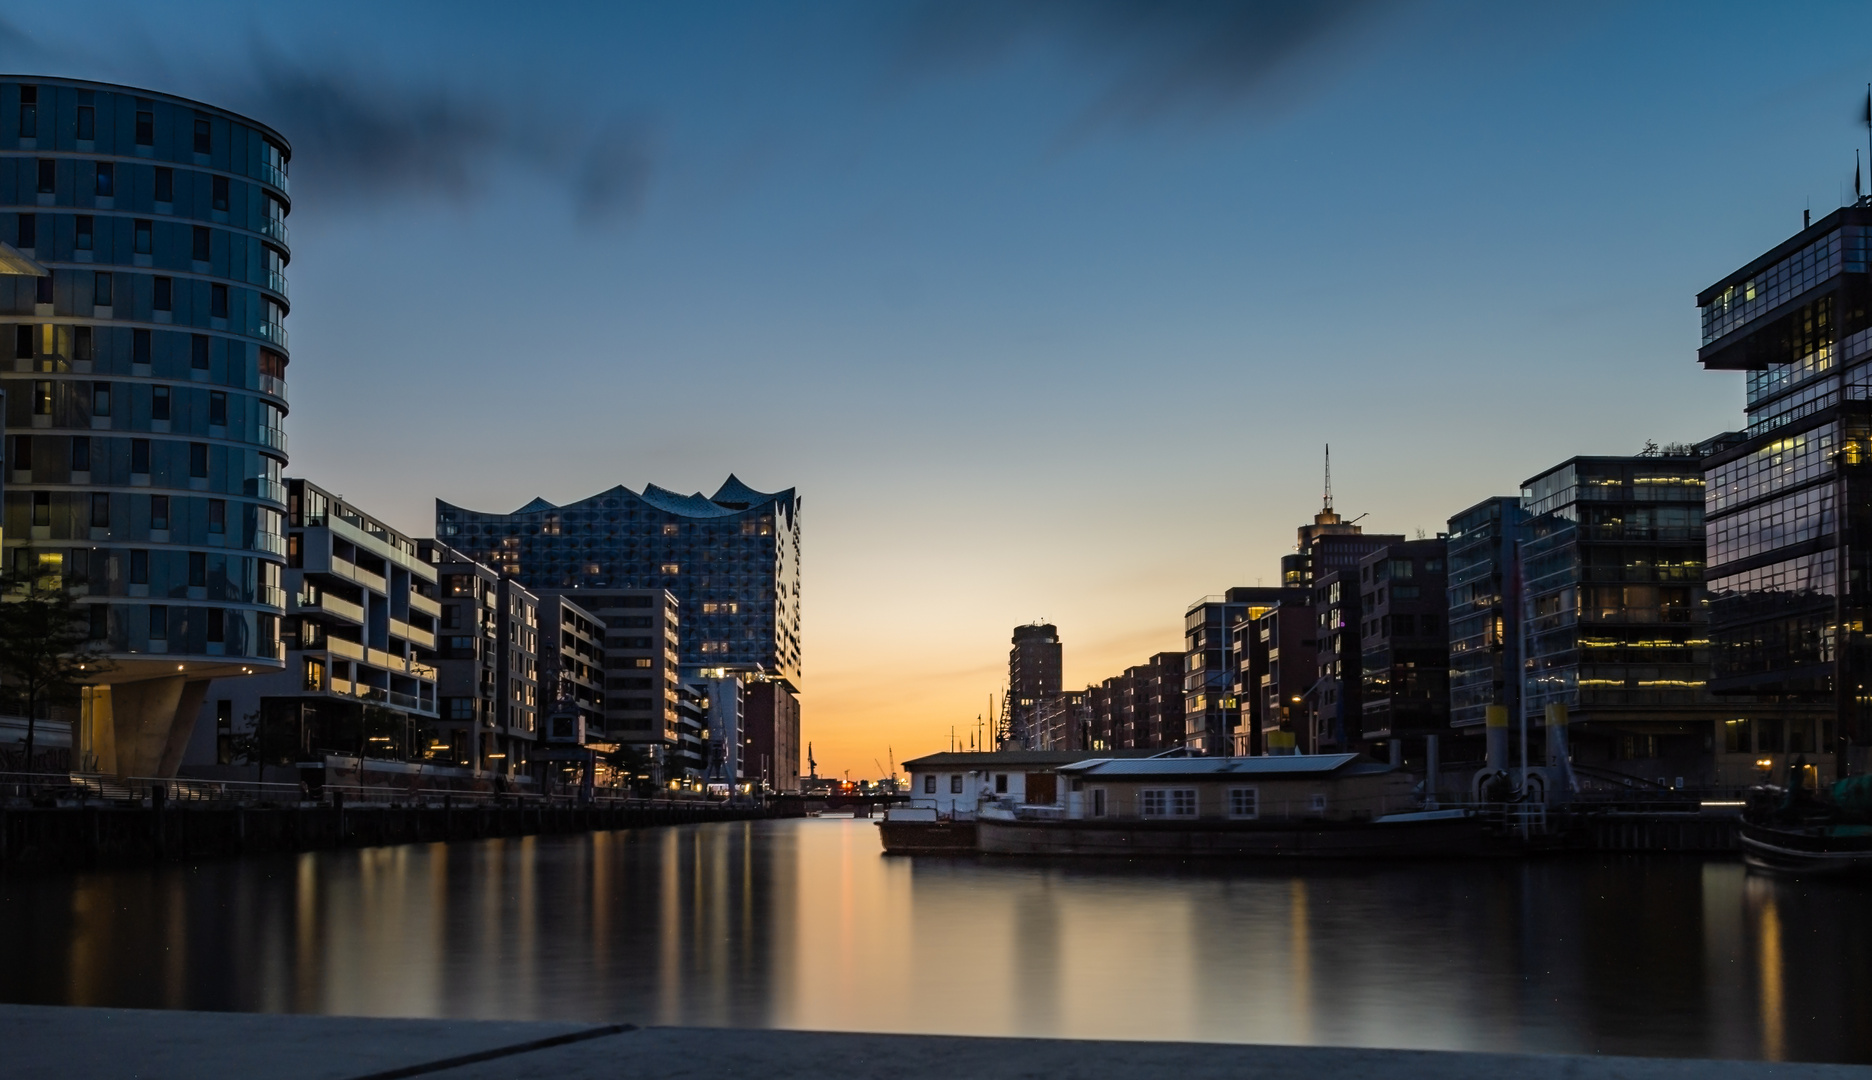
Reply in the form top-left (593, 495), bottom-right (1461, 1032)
top-left (130, 550), bottom-right (149, 585)
top-left (154, 166), bottom-right (172, 202)
top-left (189, 442), bottom-right (208, 478)
top-left (14, 325), bottom-right (31, 359)
top-left (74, 326), bottom-right (91, 361)
top-left (35, 158), bottom-right (53, 194)
top-left (151, 385), bottom-right (170, 421)
top-left (950, 774), bottom-right (963, 794)
top-left (210, 283), bottom-right (228, 319)
top-left (192, 225), bottom-right (210, 262)
top-left (191, 335), bottom-right (210, 370)
top-left (32, 380), bottom-right (51, 414)
top-left (208, 499), bottom-right (226, 533)
top-left (135, 219), bottom-right (153, 254)
top-left (132, 328), bottom-right (151, 365)
top-left (71, 436), bottom-right (89, 472)
top-left (130, 438), bottom-right (150, 474)
top-left (188, 551), bottom-right (206, 587)
top-left (92, 272), bottom-right (112, 307)
top-left (88, 604), bottom-right (108, 641)
top-left (12, 434), bottom-right (31, 471)
top-left (211, 175), bottom-right (229, 211)
top-left (94, 162), bottom-right (113, 198)
top-left (154, 276), bottom-right (172, 311)
top-left (76, 105), bottom-right (95, 141)
top-left (208, 391), bottom-right (226, 426)
top-left (19, 86), bottom-right (35, 138)
top-left (16, 213), bottom-right (34, 249)
top-left (193, 117), bottom-right (211, 154)
top-left (149, 494), bottom-right (168, 529)
top-left (31, 491), bottom-right (49, 526)
top-left (34, 274), bottom-right (49, 306)
top-left (90, 493), bottom-right (110, 528)
top-left (136, 110), bottom-right (154, 146)
top-left (207, 609), bottom-right (224, 643)
top-left (149, 605), bottom-right (167, 640)
top-left (75, 215), bottom-right (92, 250)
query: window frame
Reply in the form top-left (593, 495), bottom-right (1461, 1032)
top-left (1228, 786), bottom-right (1259, 820)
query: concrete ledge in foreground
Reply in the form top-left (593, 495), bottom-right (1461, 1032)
top-left (0, 1003), bottom-right (1859, 1080)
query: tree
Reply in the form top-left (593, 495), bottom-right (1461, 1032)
top-left (0, 568), bottom-right (110, 772)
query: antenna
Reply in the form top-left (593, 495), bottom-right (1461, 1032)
top-left (1323, 444), bottom-right (1333, 512)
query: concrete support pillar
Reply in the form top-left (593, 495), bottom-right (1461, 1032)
top-left (104, 676), bottom-right (213, 778)
top-left (1545, 703), bottom-right (1570, 767)
top-left (79, 686), bottom-right (118, 775)
top-left (1485, 705), bottom-right (1509, 775)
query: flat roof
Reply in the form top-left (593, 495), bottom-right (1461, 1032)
top-left (1059, 754), bottom-right (1370, 779)
top-left (901, 750), bottom-right (1163, 769)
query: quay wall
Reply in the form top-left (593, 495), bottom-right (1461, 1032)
top-left (0, 799), bottom-right (786, 871)
top-left (0, 1003), bottom-right (1862, 1079)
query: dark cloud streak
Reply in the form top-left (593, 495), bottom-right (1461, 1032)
top-left (895, 0), bottom-right (1397, 127)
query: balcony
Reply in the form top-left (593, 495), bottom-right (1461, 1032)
top-left (257, 321), bottom-right (288, 349)
top-left (407, 592), bottom-right (441, 618)
top-left (250, 531), bottom-right (287, 557)
top-left (326, 555), bottom-right (387, 595)
top-left (260, 216), bottom-right (290, 246)
top-left (309, 591), bottom-right (364, 625)
top-left (259, 161), bottom-right (290, 195)
top-left (257, 373), bottom-right (288, 402)
top-left (258, 584), bottom-right (286, 611)
top-left (256, 426), bottom-right (288, 454)
top-left (246, 477), bottom-right (288, 506)
top-left (392, 618), bottom-right (436, 651)
top-left (319, 637), bottom-right (366, 662)
top-left (264, 269), bottom-right (289, 298)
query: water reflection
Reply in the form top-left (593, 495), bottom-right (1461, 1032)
top-left (0, 819), bottom-right (1866, 1062)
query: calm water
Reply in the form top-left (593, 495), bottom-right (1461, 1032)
top-left (0, 818), bottom-right (1867, 1063)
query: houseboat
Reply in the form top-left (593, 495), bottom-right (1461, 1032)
top-left (879, 749), bottom-right (1159, 855)
top-left (974, 754), bottom-right (1490, 859)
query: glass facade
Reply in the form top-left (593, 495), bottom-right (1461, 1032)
top-left (1446, 496), bottom-right (1525, 729)
top-left (0, 79), bottom-right (290, 695)
top-left (1520, 457), bottom-right (1711, 724)
top-left (1699, 207), bottom-right (1872, 757)
top-left (436, 477), bottom-right (800, 686)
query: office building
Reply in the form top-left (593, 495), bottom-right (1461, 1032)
top-left (435, 476), bottom-right (800, 684)
top-left (1520, 452), bottom-right (1735, 783)
top-left (1696, 207), bottom-right (1869, 777)
top-left (1310, 569), bottom-right (1366, 755)
top-left (1256, 601), bottom-right (1317, 753)
top-left (1185, 589), bottom-right (1288, 753)
top-left (190, 479), bottom-right (439, 769)
top-left (1006, 622), bottom-right (1062, 749)
top-left (1446, 497), bottom-right (1527, 749)
top-left (1086, 652), bottom-right (1182, 750)
top-left (743, 674), bottom-right (801, 792)
top-left (1031, 688), bottom-right (1088, 751)
top-left (1, 78), bottom-right (294, 776)
top-left (1229, 587), bottom-right (1306, 754)
top-left (527, 588), bottom-right (684, 775)
top-left (536, 593), bottom-right (604, 744)
top-left (419, 539), bottom-right (540, 774)
top-left (1357, 539), bottom-right (1450, 747)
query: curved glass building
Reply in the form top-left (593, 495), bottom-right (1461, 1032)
top-left (0, 77), bottom-right (291, 776)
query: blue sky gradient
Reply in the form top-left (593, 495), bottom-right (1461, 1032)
top-left (7, 1), bottom-right (1870, 772)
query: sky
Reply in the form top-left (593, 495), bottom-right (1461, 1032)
top-left (7, 1), bottom-right (1872, 778)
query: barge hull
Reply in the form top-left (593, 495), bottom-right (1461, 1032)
top-left (878, 820), bottom-right (979, 855)
top-left (977, 817), bottom-right (1491, 859)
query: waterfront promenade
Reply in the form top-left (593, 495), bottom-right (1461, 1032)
top-left (0, 1004), bottom-right (1861, 1080)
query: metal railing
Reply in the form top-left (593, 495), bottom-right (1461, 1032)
top-left (0, 770), bottom-right (766, 811)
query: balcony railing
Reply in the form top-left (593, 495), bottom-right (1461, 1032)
top-left (264, 269), bottom-right (289, 298)
top-left (259, 161), bottom-right (290, 194)
top-left (257, 373), bottom-right (288, 401)
top-left (256, 426), bottom-right (288, 454)
top-left (260, 216), bottom-right (290, 246)
top-left (250, 531), bottom-right (287, 557)
top-left (258, 584), bottom-right (287, 611)
top-left (246, 477), bottom-right (288, 506)
top-left (257, 321), bottom-right (288, 349)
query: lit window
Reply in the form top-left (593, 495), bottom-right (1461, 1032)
top-left (660, 563), bottom-right (679, 574)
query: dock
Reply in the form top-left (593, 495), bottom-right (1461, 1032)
top-left (0, 1004), bottom-right (1857, 1079)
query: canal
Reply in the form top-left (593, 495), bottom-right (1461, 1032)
top-left (0, 818), bottom-right (1865, 1063)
